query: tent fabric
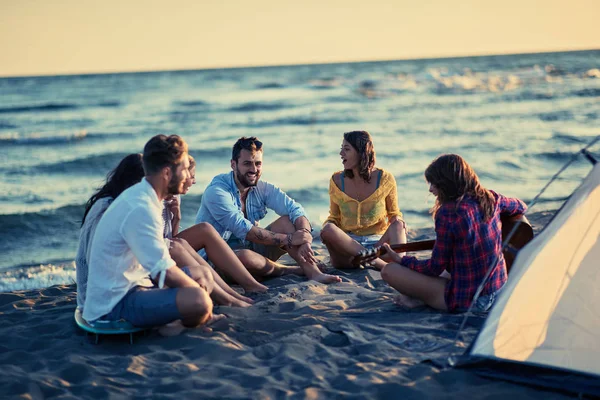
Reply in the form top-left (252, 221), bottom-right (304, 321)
top-left (466, 163), bottom-right (600, 392)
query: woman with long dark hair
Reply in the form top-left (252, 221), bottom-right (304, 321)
top-left (76, 153), bottom-right (145, 310)
top-left (380, 154), bottom-right (527, 312)
top-left (320, 130), bottom-right (407, 270)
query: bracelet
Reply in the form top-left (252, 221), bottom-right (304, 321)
top-left (287, 233), bottom-right (293, 248)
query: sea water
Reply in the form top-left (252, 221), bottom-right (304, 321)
top-left (1, 50), bottom-right (599, 291)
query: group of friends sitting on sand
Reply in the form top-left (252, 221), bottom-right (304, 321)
top-left (75, 131), bottom-right (526, 331)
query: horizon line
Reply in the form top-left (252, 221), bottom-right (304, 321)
top-left (2, 47), bottom-right (599, 79)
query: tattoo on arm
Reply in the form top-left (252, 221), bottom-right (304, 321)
top-left (249, 227), bottom-right (283, 246)
top-left (294, 216), bottom-right (311, 232)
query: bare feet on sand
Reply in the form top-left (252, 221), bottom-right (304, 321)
top-left (224, 297), bottom-right (252, 308)
top-left (157, 320), bottom-right (186, 337)
top-left (230, 291), bottom-right (254, 305)
top-left (158, 314), bottom-right (229, 336)
top-left (393, 293), bottom-right (425, 309)
top-left (245, 282), bottom-right (268, 293)
top-left (307, 272), bottom-right (342, 284)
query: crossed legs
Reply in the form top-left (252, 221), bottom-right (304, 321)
top-left (262, 216), bottom-right (341, 284)
top-left (380, 262), bottom-right (448, 311)
top-left (320, 220), bottom-right (407, 270)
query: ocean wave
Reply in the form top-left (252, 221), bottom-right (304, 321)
top-left (552, 132), bottom-right (588, 144)
top-left (583, 68), bottom-right (600, 78)
top-left (0, 262), bottom-right (75, 293)
top-left (175, 100), bottom-right (209, 107)
top-left (533, 151), bottom-right (578, 163)
top-left (309, 78), bottom-right (343, 89)
top-left (255, 82), bottom-right (286, 89)
top-left (0, 204), bottom-right (82, 270)
top-left (0, 103), bottom-right (78, 114)
top-left (0, 130), bottom-right (88, 145)
top-left (570, 88), bottom-right (600, 97)
top-left (430, 70), bottom-right (521, 94)
top-left (0, 131), bottom-right (135, 147)
top-left (190, 147), bottom-right (232, 159)
top-left (285, 188), bottom-right (329, 204)
top-left (30, 152), bottom-right (130, 175)
top-left (0, 121), bottom-right (17, 129)
top-left (538, 110), bottom-right (573, 122)
top-left (227, 102), bottom-right (291, 112)
top-left (96, 100), bottom-right (121, 107)
top-left (498, 161), bottom-right (525, 170)
top-left (505, 91), bottom-right (556, 101)
top-left (0, 193), bottom-right (53, 205)
top-left (231, 115), bottom-right (358, 128)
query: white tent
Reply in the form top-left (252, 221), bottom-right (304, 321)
top-left (463, 162), bottom-right (600, 396)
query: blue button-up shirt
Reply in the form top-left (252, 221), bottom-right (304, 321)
top-left (195, 171), bottom-right (308, 243)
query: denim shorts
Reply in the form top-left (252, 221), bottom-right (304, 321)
top-left (227, 237), bottom-right (286, 261)
top-left (459, 291), bottom-right (498, 313)
top-left (101, 266), bottom-right (193, 327)
top-left (348, 233), bottom-right (383, 248)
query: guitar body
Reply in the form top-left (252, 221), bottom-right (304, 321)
top-left (500, 214), bottom-right (534, 273)
top-left (351, 214), bottom-right (534, 273)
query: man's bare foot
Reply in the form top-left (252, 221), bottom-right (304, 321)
top-left (233, 292), bottom-right (254, 304)
top-left (158, 320), bottom-right (186, 337)
top-left (227, 297), bottom-right (252, 308)
top-left (244, 283), bottom-right (268, 293)
top-left (275, 265), bottom-right (304, 276)
top-left (307, 272), bottom-right (342, 284)
top-left (316, 261), bottom-right (328, 272)
top-left (197, 313), bottom-right (228, 333)
top-left (393, 293), bottom-right (425, 309)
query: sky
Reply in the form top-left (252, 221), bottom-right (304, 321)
top-left (1, 0), bottom-right (599, 77)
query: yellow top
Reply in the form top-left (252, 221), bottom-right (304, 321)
top-left (324, 168), bottom-right (402, 236)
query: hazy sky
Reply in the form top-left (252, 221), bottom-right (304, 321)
top-left (1, 0), bottom-right (599, 77)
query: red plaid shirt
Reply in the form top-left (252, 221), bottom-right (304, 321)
top-left (400, 191), bottom-right (526, 312)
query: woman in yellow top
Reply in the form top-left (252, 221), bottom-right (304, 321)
top-left (321, 130), bottom-right (407, 270)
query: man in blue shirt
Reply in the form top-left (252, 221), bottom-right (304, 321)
top-left (192, 137), bottom-right (341, 284)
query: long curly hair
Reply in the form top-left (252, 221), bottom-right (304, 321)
top-left (82, 153), bottom-right (145, 225)
top-left (343, 130), bottom-right (376, 182)
top-left (425, 154), bottom-right (495, 221)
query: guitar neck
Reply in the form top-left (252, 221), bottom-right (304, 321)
top-left (386, 240), bottom-right (436, 254)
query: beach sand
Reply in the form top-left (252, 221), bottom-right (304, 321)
top-left (0, 211), bottom-right (575, 399)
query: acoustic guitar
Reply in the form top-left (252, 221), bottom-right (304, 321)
top-left (351, 214), bottom-right (534, 273)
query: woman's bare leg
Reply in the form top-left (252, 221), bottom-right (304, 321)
top-left (375, 220), bottom-right (408, 262)
top-left (173, 238), bottom-right (253, 304)
top-left (169, 239), bottom-right (251, 307)
top-left (380, 262), bottom-right (448, 311)
top-left (235, 249), bottom-right (304, 278)
top-left (266, 217), bottom-right (341, 284)
top-left (177, 223), bottom-right (268, 293)
top-left (320, 223), bottom-right (365, 269)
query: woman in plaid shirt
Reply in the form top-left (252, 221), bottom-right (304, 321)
top-left (381, 154), bottom-right (526, 312)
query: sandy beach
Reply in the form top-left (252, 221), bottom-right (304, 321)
top-left (0, 210), bottom-right (576, 399)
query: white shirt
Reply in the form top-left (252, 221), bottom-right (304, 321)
top-left (83, 178), bottom-right (175, 322)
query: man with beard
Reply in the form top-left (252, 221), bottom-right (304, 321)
top-left (192, 136), bottom-right (341, 284)
top-left (83, 135), bottom-right (214, 329)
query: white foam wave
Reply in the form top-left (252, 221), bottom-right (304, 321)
top-left (0, 130), bottom-right (87, 144)
top-left (0, 262), bottom-right (76, 293)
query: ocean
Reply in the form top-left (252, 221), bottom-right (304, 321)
top-left (1, 50), bottom-right (599, 292)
